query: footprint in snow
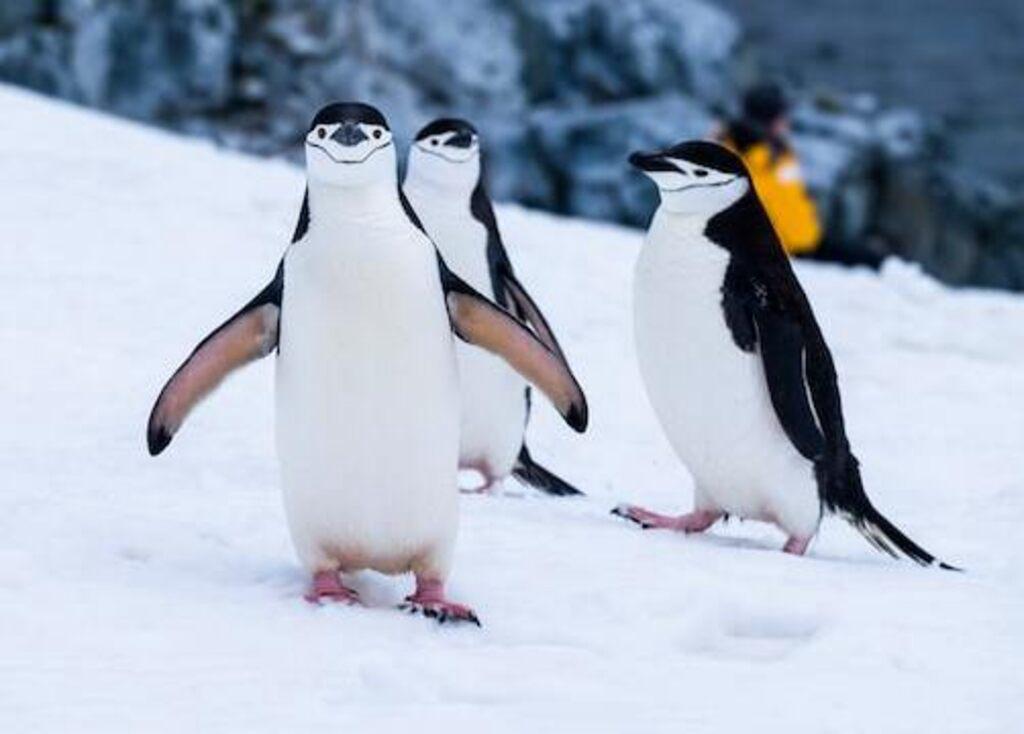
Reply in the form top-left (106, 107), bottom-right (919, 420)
top-left (680, 601), bottom-right (822, 662)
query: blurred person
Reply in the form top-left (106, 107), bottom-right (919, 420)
top-left (716, 83), bottom-right (822, 257)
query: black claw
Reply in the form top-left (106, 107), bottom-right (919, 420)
top-left (611, 506), bottom-right (650, 528)
top-left (399, 601), bottom-right (481, 627)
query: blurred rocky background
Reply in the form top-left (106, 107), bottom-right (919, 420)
top-left (2, 0), bottom-right (1022, 289)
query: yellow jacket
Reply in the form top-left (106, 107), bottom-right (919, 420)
top-left (722, 138), bottom-right (822, 256)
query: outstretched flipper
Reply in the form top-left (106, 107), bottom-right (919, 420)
top-left (498, 273), bottom-right (567, 362)
top-left (439, 259), bottom-right (587, 433)
top-left (512, 444), bottom-right (584, 496)
top-left (147, 262), bottom-right (284, 455)
top-left (472, 175), bottom-right (569, 362)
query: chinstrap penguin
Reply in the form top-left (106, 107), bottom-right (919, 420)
top-left (614, 140), bottom-right (955, 569)
top-left (403, 118), bottom-right (585, 496)
top-left (147, 102), bottom-right (589, 626)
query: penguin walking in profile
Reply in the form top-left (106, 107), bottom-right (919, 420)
top-left (147, 103), bottom-right (588, 625)
top-left (403, 118), bottom-right (584, 496)
top-left (614, 140), bottom-right (954, 568)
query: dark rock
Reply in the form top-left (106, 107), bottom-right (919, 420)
top-left (789, 92), bottom-right (1024, 289)
top-left (0, 2), bottom-right (38, 37)
top-left (66, 0), bottom-right (235, 120)
top-left (0, 29), bottom-right (73, 98)
top-left (526, 94), bottom-right (713, 223)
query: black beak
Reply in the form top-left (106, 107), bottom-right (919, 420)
top-left (447, 130), bottom-right (474, 149)
top-left (628, 150), bottom-right (678, 172)
top-left (331, 122), bottom-right (368, 147)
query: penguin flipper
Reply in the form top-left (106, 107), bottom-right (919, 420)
top-left (723, 258), bottom-right (824, 460)
top-left (736, 270), bottom-right (956, 568)
top-left (439, 259), bottom-right (587, 433)
top-left (511, 445), bottom-right (584, 496)
top-left (752, 306), bottom-right (827, 461)
top-left (499, 273), bottom-right (567, 362)
top-left (472, 178), bottom-right (568, 361)
top-left (147, 262), bottom-right (283, 456)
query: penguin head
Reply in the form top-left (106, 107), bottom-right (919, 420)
top-left (304, 102), bottom-right (395, 187)
top-left (629, 141), bottom-right (750, 216)
top-left (406, 118), bottom-right (481, 191)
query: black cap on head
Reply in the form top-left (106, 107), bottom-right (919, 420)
top-left (415, 118), bottom-right (478, 141)
top-left (629, 140), bottom-right (748, 177)
top-left (309, 102), bottom-right (388, 132)
top-left (742, 83), bottom-right (788, 126)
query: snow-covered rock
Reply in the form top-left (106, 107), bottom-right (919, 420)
top-left (0, 0), bottom-right (738, 203)
top-left (790, 91), bottom-right (1024, 289)
top-left (0, 0), bottom-right (1021, 289)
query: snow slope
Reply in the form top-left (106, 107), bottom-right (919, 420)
top-left (1, 85), bottom-right (1021, 732)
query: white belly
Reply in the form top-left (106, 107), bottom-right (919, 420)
top-left (633, 212), bottom-right (819, 537)
top-left (404, 186), bottom-right (527, 477)
top-left (275, 220), bottom-right (460, 577)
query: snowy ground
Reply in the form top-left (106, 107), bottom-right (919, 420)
top-left (1, 85), bottom-right (1021, 732)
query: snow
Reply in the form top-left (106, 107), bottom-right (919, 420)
top-left (1, 85), bottom-right (1021, 732)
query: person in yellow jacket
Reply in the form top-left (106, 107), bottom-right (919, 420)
top-left (717, 84), bottom-right (822, 256)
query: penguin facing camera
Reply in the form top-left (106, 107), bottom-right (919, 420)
top-left (147, 103), bottom-right (589, 626)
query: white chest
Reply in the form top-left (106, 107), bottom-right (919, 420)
top-left (274, 206), bottom-right (461, 574)
top-left (404, 184), bottom-right (494, 297)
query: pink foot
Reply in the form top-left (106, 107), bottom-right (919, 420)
top-left (460, 479), bottom-right (499, 495)
top-left (304, 570), bottom-right (360, 605)
top-left (612, 504), bottom-right (721, 533)
top-left (460, 461), bottom-right (499, 494)
top-left (782, 536), bottom-right (812, 556)
top-left (399, 578), bottom-right (480, 626)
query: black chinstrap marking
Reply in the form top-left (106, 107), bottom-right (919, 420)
top-left (418, 144), bottom-right (478, 164)
top-left (657, 175), bottom-right (740, 193)
top-left (306, 139), bottom-right (392, 165)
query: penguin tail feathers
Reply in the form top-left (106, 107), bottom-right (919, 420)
top-left (817, 454), bottom-right (960, 571)
top-left (512, 446), bottom-right (584, 497)
top-left (849, 505), bottom-right (961, 571)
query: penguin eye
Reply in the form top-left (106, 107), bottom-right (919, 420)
top-left (694, 169), bottom-right (708, 178)
top-left (432, 138), bottom-right (439, 147)
top-left (373, 129), bottom-right (382, 139)
top-left (316, 127), bottom-right (326, 140)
